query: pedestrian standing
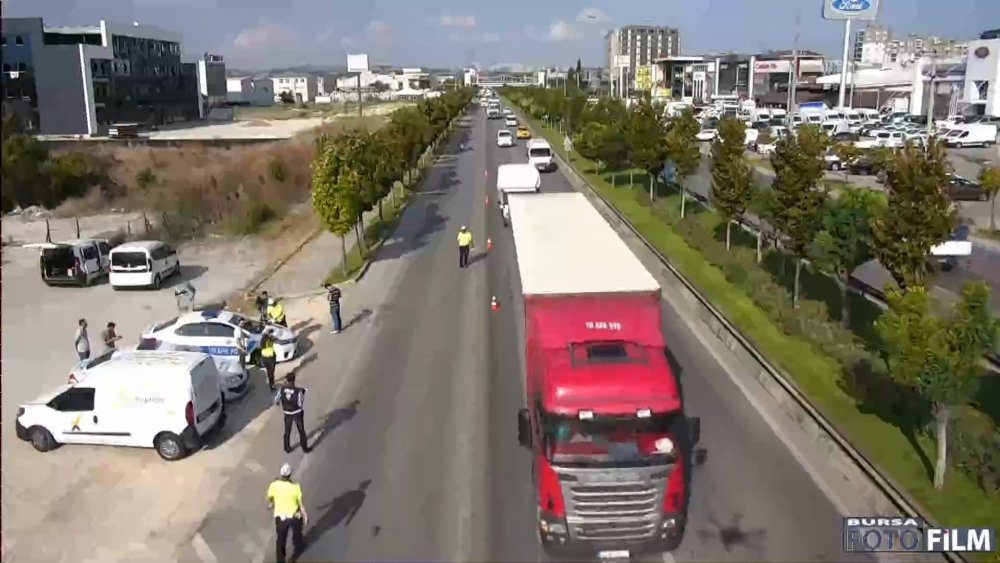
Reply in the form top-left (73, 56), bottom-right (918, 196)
top-left (275, 372), bottom-right (311, 453)
top-left (101, 322), bottom-right (122, 352)
top-left (267, 297), bottom-right (288, 327)
top-left (74, 319), bottom-right (90, 361)
top-left (457, 226), bottom-right (474, 268)
top-left (260, 333), bottom-right (277, 390)
top-left (256, 291), bottom-right (270, 323)
top-left (267, 463), bottom-right (308, 563)
top-left (324, 283), bottom-right (343, 334)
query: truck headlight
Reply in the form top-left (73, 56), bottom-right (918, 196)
top-left (661, 518), bottom-right (678, 530)
top-left (539, 517), bottom-right (567, 536)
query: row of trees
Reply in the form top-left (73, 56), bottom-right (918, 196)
top-left (1, 115), bottom-right (107, 213)
top-left (504, 86), bottom-right (999, 491)
top-left (310, 88), bottom-right (474, 274)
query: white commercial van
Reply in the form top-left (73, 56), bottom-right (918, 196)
top-left (945, 124), bottom-right (997, 148)
top-left (15, 351), bottom-right (225, 461)
top-left (38, 239), bottom-right (111, 287)
top-left (526, 139), bottom-right (555, 172)
top-left (109, 240), bottom-right (180, 290)
top-left (497, 163), bottom-right (541, 198)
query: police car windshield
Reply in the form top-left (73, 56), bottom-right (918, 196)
top-left (231, 314), bottom-right (264, 334)
top-left (541, 413), bottom-right (680, 468)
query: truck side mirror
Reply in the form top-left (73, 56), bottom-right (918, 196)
top-left (517, 408), bottom-right (532, 449)
top-left (688, 416), bottom-right (701, 447)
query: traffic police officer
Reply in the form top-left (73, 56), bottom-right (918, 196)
top-left (457, 226), bottom-right (474, 268)
top-left (267, 297), bottom-right (287, 327)
top-left (266, 462), bottom-right (309, 563)
top-left (275, 371), bottom-right (311, 453)
top-left (260, 333), bottom-right (277, 390)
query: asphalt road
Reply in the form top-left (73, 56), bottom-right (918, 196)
top-left (293, 110), bottom-right (875, 562)
top-left (684, 155), bottom-right (1000, 313)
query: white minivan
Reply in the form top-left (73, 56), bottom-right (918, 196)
top-left (945, 124), bottom-right (997, 148)
top-left (109, 240), bottom-right (180, 290)
top-left (526, 139), bottom-right (555, 172)
top-left (15, 351), bottom-right (226, 461)
top-left (38, 239), bottom-right (111, 287)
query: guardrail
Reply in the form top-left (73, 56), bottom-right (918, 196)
top-left (518, 113), bottom-right (967, 563)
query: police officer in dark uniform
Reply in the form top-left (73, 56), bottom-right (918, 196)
top-left (275, 371), bottom-right (311, 454)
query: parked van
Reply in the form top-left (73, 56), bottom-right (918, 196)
top-left (945, 124), bottom-right (997, 148)
top-left (14, 350), bottom-right (225, 461)
top-left (526, 139), bottom-right (555, 172)
top-left (38, 239), bottom-right (111, 287)
top-left (109, 240), bottom-right (180, 290)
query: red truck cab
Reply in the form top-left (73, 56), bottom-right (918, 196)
top-left (508, 193), bottom-right (691, 559)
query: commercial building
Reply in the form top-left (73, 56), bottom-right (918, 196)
top-left (606, 25), bottom-right (680, 95)
top-left (963, 39), bottom-right (1000, 116)
top-left (1, 17), bottom-right (199, 136)
top-left (271, 74), bottom-right (317, 103)
top-left (226, 76), bottom-right (274, 106)
top-left (195, 53), bottom-right (227, 118)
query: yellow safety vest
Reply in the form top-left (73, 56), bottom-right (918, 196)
top-left (260, 340), bottom-right (275, 358)
top-left (266, 479), bottom-right (302, 519)
top-left (267, 303), bottom-right (285, 322)
top-left (457, 231), bottom-right (473, 247)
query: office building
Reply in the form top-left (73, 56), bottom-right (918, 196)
top-left (271, 74), bottom-right (318, 103)
top-left (853, 23), bottom-right (969, 66)
top-left (226, 76), bottom-right (274, 106)
top-left (1, 17), bottom-right (199, 136)
top-left (606, 25), bottom-right (680, 94)
top-left (196, 53), bottom-right (227, 118)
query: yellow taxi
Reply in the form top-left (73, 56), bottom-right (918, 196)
top-left (515, 126), bottom-right (531, 140)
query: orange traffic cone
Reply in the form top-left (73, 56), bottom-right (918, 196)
top-left (490, 296), bottom-right (499, 312)
top-left (486, 238), bottom-right (493, 252)
top-left (485, 195), bottom-right (489, 206)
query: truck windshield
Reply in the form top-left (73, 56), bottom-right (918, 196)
top-left (529, 147), bottom-right (551, 158)
top-left (541, 413), bottom-right (680, 468)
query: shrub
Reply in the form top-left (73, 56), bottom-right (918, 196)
top-left (269, 156), bottom-right (288, 183)
top-left (950, 409), bottom-right (1000, 496)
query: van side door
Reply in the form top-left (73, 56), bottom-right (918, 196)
top-left (80, 244), bottom-right (101, 279)
top-left (162, 243), bottom-right (179, 274)
top-left (97, 241), bottom-right (112, 273)
top-left (46, 387), bottom-right (101, 444)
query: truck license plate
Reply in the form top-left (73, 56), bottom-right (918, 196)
top-left (597, 550), bottom-right (630, 560)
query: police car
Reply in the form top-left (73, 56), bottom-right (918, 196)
top-left (139, 310), bottom-right (298, 399)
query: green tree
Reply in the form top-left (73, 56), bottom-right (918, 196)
top-left (770, 124), bottom-right (830, 305)
top-left (749, 186), bottom-right (777, 263)
top-left (278, 91), bottom-right (295, 104)
top-left (809, 186), bottom-right (887, 327)
top-left (1, 129), bottom-right (49, 210)
top-left (574, 122), bottom-right (605, 164)
top-left (710, 117), bottom-right (754, 249)
top-left (875, 282), bottom-right (999, 489)
top-left (595, 124), bottom-right (630, 187)
top-left (624, 97), bottom-right (668, 201)
top-left (311, 135), bottom-right (362, 277)
top-left (871, 140), bottom-right (955, 289)
top-left (978, 165), bottom-right (1000, 232)
top-left (666, 108), bottom-right (702, 218)
top-left (564, 91), bottom-right (587, 136)
top-left (832, 142), bottom-right (860, 181)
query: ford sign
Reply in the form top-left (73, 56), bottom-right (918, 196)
top-left (822, 0), bottom-right (879, 20)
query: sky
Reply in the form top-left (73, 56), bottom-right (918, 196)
top-left (5, 0), bottom-right (997, 70)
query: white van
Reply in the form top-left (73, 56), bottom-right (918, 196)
top-left (14, 351), bottom-right (225, 461)
top-left (945, 124), bottom-right (997, 148)
top-left (109, 240), bottom-right (180, 290)
top-left (526, 139), bottom-right (555, 172)
top-left (38, 239), bottom-right (111, 287)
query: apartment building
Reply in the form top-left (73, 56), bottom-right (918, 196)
top-left (605, 25), bottom-right (680, 92)
top-left (271, 74), bottom-right (317, 103)
top-left (1, 17), bottom-right (199, 136)
top-left (853, 23), bottom-right (969, 65)
top-left (226, 76), bottom-right (273, 106)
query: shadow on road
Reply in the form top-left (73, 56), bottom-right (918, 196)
top-left (374, 201), bottom-right (447, 262)
top-left (203, 377), bottom-right (272, 450)
top-left (343, 308), bottom-right (373, 331)
top-left (162, 264), bottom-right (210, 289)
top-left (307, 399), bottom-right (361, 449)
top-left (304, 479), bottom-right (372, 545)
top-left (695, 512), bottom-right (767, 553)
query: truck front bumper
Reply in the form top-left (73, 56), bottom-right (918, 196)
top-left (538, 513), bottom-right (686, 558)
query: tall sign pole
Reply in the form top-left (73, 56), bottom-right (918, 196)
top-left (821, 0), bottom-right (880, 109)
top-left (347, 53), bottom-right (369, 117)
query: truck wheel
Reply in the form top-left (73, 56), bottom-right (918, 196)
top-left (29, 427), bottom-right (56, 452)
top-left (154, 432), bottom-right (188, 461)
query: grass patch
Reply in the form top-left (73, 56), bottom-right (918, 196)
top-left (323, 190), bottom-right (409, 285)
top-left (515, 108), bottom-right (1000, 545)
top-left (977, 228), bottom-right (1000, 242)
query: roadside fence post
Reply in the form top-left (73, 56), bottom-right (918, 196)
top-left (45, 218), bottom-right (52, 243)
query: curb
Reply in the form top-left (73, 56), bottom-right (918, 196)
top-left (514, 112), bottom-right (965, 563)
top-left (242, 224), bottom-right (325, 297)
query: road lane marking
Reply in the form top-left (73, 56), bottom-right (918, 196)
top-left (191, 532), bottom-right (218, 563)
top-left (661, 551), bottom-right (676, 563)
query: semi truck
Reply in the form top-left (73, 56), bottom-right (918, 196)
top-left (508, 192), bottom-right (689, 560)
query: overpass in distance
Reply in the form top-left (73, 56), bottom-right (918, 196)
top-left (474, 73), bottom-right (538, 88)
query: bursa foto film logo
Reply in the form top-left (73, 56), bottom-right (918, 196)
top-left (843, 517), bottom-right (996, 554)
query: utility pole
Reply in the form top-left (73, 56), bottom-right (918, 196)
top-left (926, 56), bottom-right (938, 136)
top-left (787, 7), bottom-right (800, 113)
top-left (837, 19), bottom-right (852, 108)
top-left (357, 73), bottom-right (363, 117)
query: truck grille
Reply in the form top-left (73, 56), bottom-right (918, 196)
top-left (560, 468), bottom-right (666, 542)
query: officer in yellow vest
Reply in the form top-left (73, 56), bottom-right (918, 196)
top-left (260, 333), bottom-right (277, 390)
top-left (457, 226), bottom-right (474, 268)
top-left (266, 463), bottom-right (308, 563)
top-left (266, 297), bottom-right (287, 327)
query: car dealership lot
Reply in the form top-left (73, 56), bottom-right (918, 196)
top-left (0, 218), bottom-right (311, 562)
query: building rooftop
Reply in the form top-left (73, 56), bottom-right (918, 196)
top-left (43, 25), bottom-right (101, 34)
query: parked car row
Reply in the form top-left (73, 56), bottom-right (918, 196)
top-left (39, 238), bottom-right (181, 290)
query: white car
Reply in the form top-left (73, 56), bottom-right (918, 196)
top-left (497, 129), bottom-right (515, 147)
top-left (696, 129), bottom-right (718, 142)
top-left (140, 309), bottom-right (297, 398)
top-left (505, 116), bottom-right (518, 127)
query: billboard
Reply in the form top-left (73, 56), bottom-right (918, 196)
top-left (347, 53), bottom-right (370, 72)
top-left (753, 59), bottom-right (826, 75)
top-left (614, 55), bottom-right (630, 68)
top-left (822, 0), bottom-right (880, 20)
top-left (635, 65), bottom-right (654, 91)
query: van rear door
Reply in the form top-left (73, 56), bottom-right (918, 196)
top-left (189, 357), bottom-right (222, 435)
top-left (40, 245), bottom-right (78, 281)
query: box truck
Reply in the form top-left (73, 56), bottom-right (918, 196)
top-left (508, 192), bottom-right (689, 560)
